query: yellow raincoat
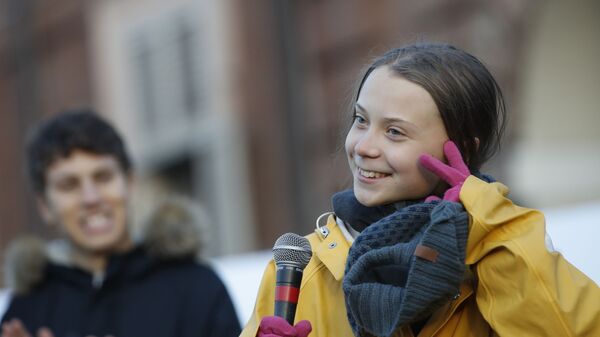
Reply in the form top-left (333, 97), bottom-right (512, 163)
top-left (241, 176), bottom-right (600, 336)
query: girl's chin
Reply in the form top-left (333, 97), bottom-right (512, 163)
top-left (354, 187), bottom-right (428, 206)
top-left (354, 190), bottom-right (387, 207)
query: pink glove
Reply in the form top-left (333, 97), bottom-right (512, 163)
top-left (257, 316), bottom-right (312, 337)
top-left (419, 141), bottom-right (470, 202)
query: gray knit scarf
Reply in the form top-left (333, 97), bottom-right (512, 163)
top-left (339, 197), bottom-right (468, 337)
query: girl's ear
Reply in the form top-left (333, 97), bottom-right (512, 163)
top-left (474, 137), bottom-right (480, 150)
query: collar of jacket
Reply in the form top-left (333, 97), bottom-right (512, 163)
top-left (4, 197), bottom-right (205, 294)
top-left (308, 214), bottom-right (351, 281)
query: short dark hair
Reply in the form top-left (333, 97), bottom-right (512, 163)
top-left (26, 109), bottom-right (132, 193)
top-left (352, 42), bottom-right (507, 171)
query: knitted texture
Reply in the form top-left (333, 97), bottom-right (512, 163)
top-left (343, 200), bottom-right (468, 337)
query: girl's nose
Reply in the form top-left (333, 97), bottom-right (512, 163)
top-left (354, 131), bottom-right (380, 158)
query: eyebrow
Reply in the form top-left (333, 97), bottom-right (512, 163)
top-left (48, 161), bottom-right (118, 181)
top-left (355, 103), bottom-right (419, 130)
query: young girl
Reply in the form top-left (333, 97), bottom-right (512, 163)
top-left (241, 42), bottom-right (600, 337)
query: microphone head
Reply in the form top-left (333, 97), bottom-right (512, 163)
top-left (273, 233), bottom-right (312, 269)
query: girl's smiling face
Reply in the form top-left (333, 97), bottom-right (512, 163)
top-left (345, 66), bottom-right (449, 206)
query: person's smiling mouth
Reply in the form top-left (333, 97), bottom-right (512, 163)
top-left (358, 167), bottom-right (391, 179)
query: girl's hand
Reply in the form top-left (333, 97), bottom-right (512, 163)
top-left (258, 316), bottom-right (312, 337)
top-left (419, 141), bottom-right (470, 202)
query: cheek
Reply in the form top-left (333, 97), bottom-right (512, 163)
top-left (344, 131), bottom-right (355, 157)
top-left (429, 145), bottom-right (446, 162)
top-left (109, 189), bottom-right (129, 210)
top-left (47, 194), bottom-right (77, 218)
top-left (387, 147), bottom-right (422, 174)
top-left (418, 162), bottom-right (443, 187)
top-left (106, 178), bottom-right (131, 203)
top-left (389, 147), bottom-right (440, 190)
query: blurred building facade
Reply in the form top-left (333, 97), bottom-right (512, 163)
top-left (506, 0), bottom-right (600, 206)
top-left (1, 0), bottom-right (599, 284)
top-left (0, 0), bottom-right (95, 284)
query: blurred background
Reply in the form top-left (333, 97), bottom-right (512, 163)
top-left (0, 0), bottom-right (599, 320)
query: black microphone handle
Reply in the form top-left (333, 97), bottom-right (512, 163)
top-left (274, 302), bottom-right (298, 325)
top-left (274, 264), bottom-right (304, 324)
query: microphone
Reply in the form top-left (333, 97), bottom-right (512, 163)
top-left (272, 233), bottom-right (312, 325)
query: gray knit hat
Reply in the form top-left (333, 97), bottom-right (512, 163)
top-left (343, 201), bottom-right (468, 337)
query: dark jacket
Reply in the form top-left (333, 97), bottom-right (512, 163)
top-left (2, 199), bottom-right (241, 337)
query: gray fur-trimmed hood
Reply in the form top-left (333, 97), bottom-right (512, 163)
top-left (3, 197), bottom-right (209, 294)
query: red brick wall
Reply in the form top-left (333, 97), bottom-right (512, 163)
top-left (0, 0), bottom-right (92, 285)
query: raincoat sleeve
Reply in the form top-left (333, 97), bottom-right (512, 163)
top-left (240, 260), bottom-right (277, 337)
top-left (461, 176), bottom-right (600, 337)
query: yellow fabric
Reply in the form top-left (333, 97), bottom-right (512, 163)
top-left (460, 176), bottom-right (600, 337)
top-left (241, 176), bottom-right (600, 337)
top-left (240, 216), bottom-right (356, 337)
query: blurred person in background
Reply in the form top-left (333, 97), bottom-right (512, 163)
top-left (0, 110), bottom-right (240, 337)
top-left (241, 42), bottom-right (600, 337)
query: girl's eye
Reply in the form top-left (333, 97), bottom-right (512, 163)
top-left (387, 128), bottom-right (406, 138)
top-left (352, 114), bottom-right (367, 125)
